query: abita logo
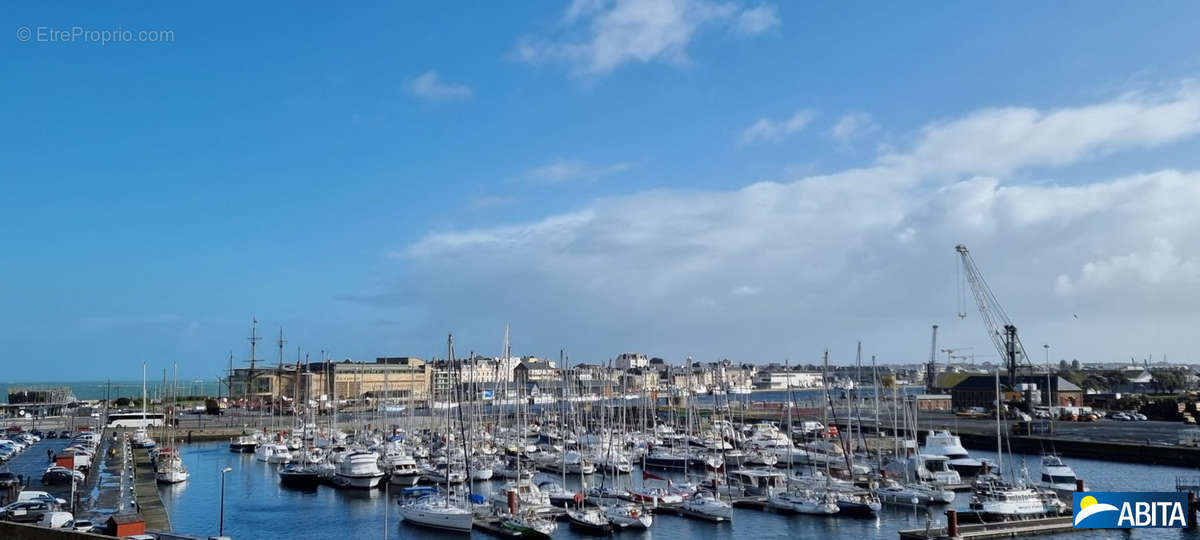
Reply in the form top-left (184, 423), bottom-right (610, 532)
top-left (1073, 492), bottom-right (1189, 528)
top-left (1073, 495), bottom-right (1119, 526)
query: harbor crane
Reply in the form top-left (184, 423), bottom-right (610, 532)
top-left (954, 244), bottom-right (1033, 391)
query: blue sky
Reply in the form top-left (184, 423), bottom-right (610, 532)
top-left (5, 2), bottom-right (1200, 381)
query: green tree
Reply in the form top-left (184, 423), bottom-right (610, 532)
top-left (1151, 370), bottom-right (1187, 393)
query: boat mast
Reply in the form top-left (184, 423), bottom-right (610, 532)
top-left (247, 318), bottom-right (260, 409)
top-left (141, 362), bottom-right (147, 423)
top-left (445, 333), bottom-right (454, 505)
top-left (871, 355), bottom-right (881, 475)
top-left (995, 367), bottom-right (1002, 479)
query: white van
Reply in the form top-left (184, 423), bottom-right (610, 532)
top-left (38, 511), bottom-right (73, 528)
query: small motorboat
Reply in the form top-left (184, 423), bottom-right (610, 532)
top-left (229, 435), bottom-right (258, 453)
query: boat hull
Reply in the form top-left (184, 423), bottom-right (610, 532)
top-left (400, 506), bottom-right (473, 532)
top-left (280, 473), bottom-right (319, 490)
top-left (336, 473), bottom-right (384, 489)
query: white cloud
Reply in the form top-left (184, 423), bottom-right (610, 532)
top-left (1056, 238), bottom-right (1200, 295)
top-left (514, 0), bottom-right (779, 76)
top-left (377, 83), bottom-right (1200, 364)
top-left (830, 111), bottom-right (879, 146)
top-left (741, 109), bottom-right (815, 144)
top-left (524, 159), bottom-right (635, 184)
top-left (881, 83), bottom-right (1200, 177)
top-left (735, 5), bottom-right (780, 34)
top-left (407, 71), bottom-right (473, 100)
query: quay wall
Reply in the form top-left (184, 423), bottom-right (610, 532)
top-left (830, 419), bottom-right (1200, 467)
top-left (955, 431), bottom-right (1200, 467)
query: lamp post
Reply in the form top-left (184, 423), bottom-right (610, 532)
top-left (219, 466), bottom-right (232, 537)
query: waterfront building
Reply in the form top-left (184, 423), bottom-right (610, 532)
top-left (615, 352), bottom-right (649, 370)
top-left (752, 370), bottom-right (821, 390)
top-left (948, 375), bottom-right (1081, 409)
top-left (228, 357), bottom-right (432, 405)
top-left (513, 358), bottom-right (558, 387)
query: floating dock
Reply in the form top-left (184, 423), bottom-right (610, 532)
top-left (131, 447), bottom-right (172, 532)
top-left (899, 512), bottom-right (1075, 539)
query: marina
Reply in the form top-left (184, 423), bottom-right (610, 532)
top-left (4, 355), bottom-right (1200, 540)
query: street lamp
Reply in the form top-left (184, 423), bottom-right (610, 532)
top-left (219, 466), bottom-right (233, 537)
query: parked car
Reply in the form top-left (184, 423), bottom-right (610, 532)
top-left (68, 518), bottom-right (95, 532)
top-left (2, 500), bottom-right (56, 523)
top-left (17, 490), bottom-right (68, 505)
top-left (1110, 412), bottom-right (1131, 421)
top-left (1134, 413), bottom-right (1148, 421)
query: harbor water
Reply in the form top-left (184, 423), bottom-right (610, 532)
top-left (160, 441), bottom-right (1200, 540)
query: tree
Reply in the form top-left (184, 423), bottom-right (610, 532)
top-left (1103, 371), bottom-right (1129, 389)
top-left (1152, 370), bottom-right (1187, 393)
top-left (1082, 375), bottom-right (1109, 392)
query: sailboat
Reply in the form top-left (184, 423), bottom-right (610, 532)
top-left (281, 355), bottom-right (321, 490)
top-left (155, 364), bottom-right (189, 484)
top-left (132, 364), bottom-right (157, 449)
top-left (398, 334), bottom-right (474, 533)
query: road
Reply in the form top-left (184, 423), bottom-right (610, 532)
top-left (883, 411), bottom-right (1186, 445)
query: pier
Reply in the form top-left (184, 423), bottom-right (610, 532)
top-left (131, 445), bottom-right (171, 532)
top-left (899, 512), bottom-right (1075, 540)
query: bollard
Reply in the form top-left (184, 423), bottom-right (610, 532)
top-left (945, 509), bottom-right (959, 538)
top-left (507, 490), bottom-right (517, 515)
top-left (1075, 479), bottom-right (1085, 492)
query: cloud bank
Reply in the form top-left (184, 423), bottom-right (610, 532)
top-left (371, 83), bottom-right (1200, 364)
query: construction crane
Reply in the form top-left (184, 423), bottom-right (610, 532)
top-left (955, 244), bottom-right (1032, 390)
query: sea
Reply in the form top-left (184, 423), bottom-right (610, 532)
top-left (160, 442), bottom-right (1200, 540)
